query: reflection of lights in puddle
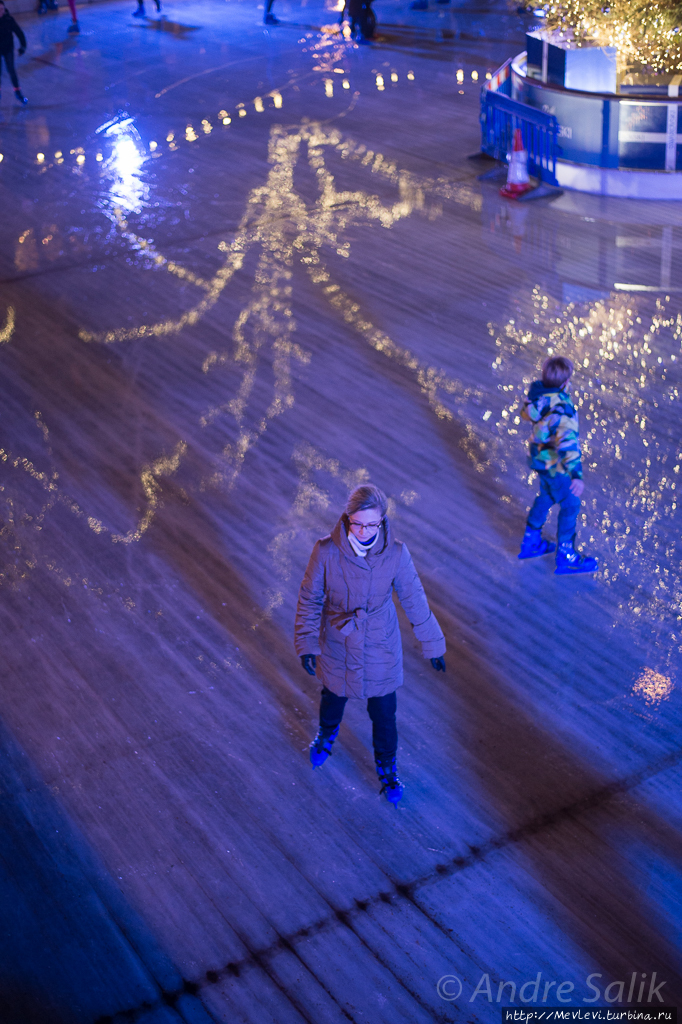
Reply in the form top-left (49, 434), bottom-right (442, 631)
top-left (96, 116), bottom-right (148, 214)
top-left (632, 669), bottom-right (674, 706)
top-left (109, 137), bottom-right (146, 211)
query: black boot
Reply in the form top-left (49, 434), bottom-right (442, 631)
top-left (555, 536), bottom-right (598, 575)
top-left (375, 755), bottom-right (403, 806)
top-left (518, 525), bottom-right (555, 560)
top-left (309, 725), bottom-right (339, 769)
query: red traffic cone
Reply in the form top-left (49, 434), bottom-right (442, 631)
top-left (500, 128), bottom-right (533, 199)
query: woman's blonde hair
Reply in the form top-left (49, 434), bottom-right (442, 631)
top-left (345, 484), bottom-right (388, 518)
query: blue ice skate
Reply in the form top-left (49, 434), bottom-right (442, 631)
top-left (555, 540), bottom-right (598, 575)
top-left (309, 726), bottom-right (339, 768)
top-left (376, 756), bottom-right (403, 807)
top-left (518, 526), bottom-right (556, 560)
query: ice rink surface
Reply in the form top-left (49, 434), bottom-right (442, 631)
top-left (0, 0), bottom-right (682, 1019)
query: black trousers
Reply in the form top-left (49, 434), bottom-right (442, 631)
top-left (319, 686), bottom-right (398, 760)
top-left (0, 51), bottom-right (20, 90)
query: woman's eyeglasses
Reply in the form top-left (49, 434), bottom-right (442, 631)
top-left (349, 520), bottom-right (382, 533)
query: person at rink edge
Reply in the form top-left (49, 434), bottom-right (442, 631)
top-left (0, 0), bottom-right (27, 104)
top-left (519, 355), bottom-right (598, 575)
top-left (133, 0), bottom-right (161, 18)
top-left (295, 484), bottom-right (446, 807)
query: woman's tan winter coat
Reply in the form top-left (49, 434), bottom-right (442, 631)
top-left (294, 516), bottom-right (445, 699)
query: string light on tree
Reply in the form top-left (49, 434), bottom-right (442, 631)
top-left (518, 0), bottom-right (682, 74)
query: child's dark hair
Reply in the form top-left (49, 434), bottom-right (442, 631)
top-left (542, 356), bottom-right (573, 389)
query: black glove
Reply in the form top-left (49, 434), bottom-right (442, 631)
top-left (301, 654), bottom-right (317, 676)
top-left (18, 47), bottom-right (26, 55)
top-left (430, 656), bottom-right (446, 673)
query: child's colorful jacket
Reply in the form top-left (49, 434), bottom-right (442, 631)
top-left (523, 380), bottom-right (583, 479)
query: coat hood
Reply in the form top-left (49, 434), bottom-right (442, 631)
top-left (526, 379), bottom-right (574, 417)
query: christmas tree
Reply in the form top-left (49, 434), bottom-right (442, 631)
top-left (519, 1), bottom-right (682, 74)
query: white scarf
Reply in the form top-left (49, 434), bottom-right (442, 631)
top-left (347, 528), bottom-right (379, 558)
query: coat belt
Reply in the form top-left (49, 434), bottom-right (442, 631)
top-left (326, 598), bottom-right (391, 637)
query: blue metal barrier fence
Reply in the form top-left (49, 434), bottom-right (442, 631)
top-left (480, 87), bottom-right (561, 186)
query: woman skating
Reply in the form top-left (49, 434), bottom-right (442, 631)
top-left (295, 484), bottom-right (446, 806)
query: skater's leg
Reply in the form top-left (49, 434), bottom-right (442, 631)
top-left (264, 0), bottom-right (279, 23)
top-left (526, 474), bottom-right (554, 531)
top-left (519, 473), bottom-right (556, 558)
top-left (4, 52), bottom-right (26, 102)
top-left (366, 691), bottom-right (397, 760)
top-left (368, 692), bottom-right (402, 806)
top-left (556, 477), bottom-right (581, 545)
top-left (133, 0), bottom-right (146, 16)
top-left (310, 686), bottom-right (346, 768)
top-left (554, 476), bottom-right (597, 574)
top-left (4, 52), bottom-right (20, 90)
top-left (319, 686), bottom-right (347, 731)
top-left (66, 0), bottom-right (80, 30)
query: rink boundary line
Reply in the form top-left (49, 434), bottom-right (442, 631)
top-left (95, 742), bottom-right (682, 1024)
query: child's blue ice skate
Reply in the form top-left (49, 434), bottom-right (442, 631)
top-left (555, 539), bottom-right (598, 575)
top-left (518, 526), bottom-right (556, 560)
top-left (375, 756), bottom-right (403, 807)
top-left (309, 726), bottom-right (339, 768)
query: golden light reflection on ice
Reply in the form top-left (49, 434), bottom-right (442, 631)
top-left (0, 307), bottom-right (15, 344)
top-left (80, 121), bottom-right (478, 346)
top-left (0, 414), bottom-right (185, 548)
top-left (78, 121), bottom-right (481, 493)
top-left (2, 118), bottom-right (475, 558)
top-left (632, 668), bottom-right (674, 706)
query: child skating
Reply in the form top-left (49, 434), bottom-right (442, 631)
top-left (519, 355), bottom-right (598, 575)
top-left (295, 484), bottom-right (446, 807)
